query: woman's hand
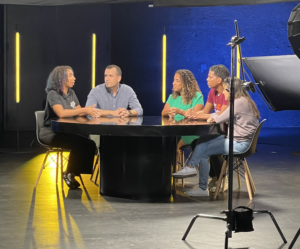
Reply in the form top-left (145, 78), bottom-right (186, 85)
top-left (184, 108), bottom-right (196, 118)
top-left (168, 107), bottom-right (176, 118)
top-left (169, 107), bottom-right (186, 117)
top-left (207, 117), bottom-right (215, 123)
top-left (84, 104), bottom-right (101, 118)
top-left (185, 109), bottom-right (198, 120)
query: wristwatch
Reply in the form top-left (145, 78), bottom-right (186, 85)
top-left (128, 110), bottom-right (132, 116)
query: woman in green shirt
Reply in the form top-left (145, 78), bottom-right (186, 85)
top-left (161, 69), bottom-right (204, 164)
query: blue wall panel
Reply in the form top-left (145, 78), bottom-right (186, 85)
top-left (111, 2), bottom-right (300, 127)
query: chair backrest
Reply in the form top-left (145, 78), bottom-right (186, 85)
top-left (35, 111), bottom-right (46, 147)
top-left (236, 119), bottom-right (266, 158)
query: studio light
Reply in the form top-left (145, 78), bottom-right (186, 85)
top-left (236, 45), bottom-right (241, 79)
top-left (16, 32), bottom-right (20, 103)
top-left (92, 33), bottom-right (96, 88)
top-left (288, 3), bottom-right (300, 59)
top-left (162, 34), bottom-right (167, 103)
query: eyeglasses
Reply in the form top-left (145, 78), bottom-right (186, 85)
top-left (225, 89), bottom-right (230, 93)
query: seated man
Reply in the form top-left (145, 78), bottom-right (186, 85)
top-left (186, 64), bottom-right (229, 119)
top-left (181, 64), bottom-right (230, 192)
top-left (86, 64), bottom-right (143, 117)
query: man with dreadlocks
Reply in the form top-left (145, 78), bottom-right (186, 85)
top-left (40, 65), bottom-right (102, 189)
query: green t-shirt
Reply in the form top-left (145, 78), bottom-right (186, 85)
top-left (167, 92), bottom-right (204, 144)
top-left (167, 92), bottom-right (204, 119)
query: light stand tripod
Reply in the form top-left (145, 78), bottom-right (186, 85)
top-left (182, 20), bottom-right (287, 249)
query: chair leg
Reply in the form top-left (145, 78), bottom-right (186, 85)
top-left (181, 151), bottom-right (185, 187)
top-left (242, 159), bottom-right (253, 200)
top-left (90, 153), bottom-right (100, 181)
top-left (94, 166), bottom-right (99, 185)
top-left (79, 175), bottom-right (84, 187)
top-left (236, 158), bottom-right (241, 188)
top-left (60, 151), bottom-right (64, 190)
top-left (34, 151), bottom-right (50, 188)
top-left (244, 159), bottom-right (256, 193)
top-left (214, 160), bottom-right (228, 199)
top-left (56, 151), bottom-right (59, 185)
top-left (90, 153), bottom-right (100, 185)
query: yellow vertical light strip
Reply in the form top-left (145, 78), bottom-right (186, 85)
top-left (16, 32), bottom-right (20, 103)
top-left (236, 45), bottom-right (241, 79)
top-left (162, 34), bottom-right (167, 103)
top-left (92, 33), bottom-right (96, 88)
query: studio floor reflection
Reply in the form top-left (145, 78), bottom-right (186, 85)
top-left (0, 128), bottom-right (300, 249)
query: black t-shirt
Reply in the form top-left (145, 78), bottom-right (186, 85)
top-left (44, 89), bottom-right (80, 127)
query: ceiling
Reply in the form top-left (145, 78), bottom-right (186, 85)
top-left (0, 0), bottom-right (297, 6)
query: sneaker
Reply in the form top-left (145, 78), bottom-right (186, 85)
top-left (210, 179), bottom-right (228, 193)
top-left (208, 176), bottom-right (217, 190)
top-left (185, 187), bottom-right (209, 197)
top-left (172, 166), bottom-right (197, 178)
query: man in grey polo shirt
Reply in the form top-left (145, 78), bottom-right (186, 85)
top-left (85, 64), bottom-right (143, 117)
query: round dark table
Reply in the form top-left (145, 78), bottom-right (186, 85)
top-left (52, 116), bottom-right (223, 199)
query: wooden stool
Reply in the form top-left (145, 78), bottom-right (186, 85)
top-left (213, 119), bottom-right (266, 200)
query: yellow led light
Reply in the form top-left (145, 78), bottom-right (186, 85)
top-left (162, 34), bottom-right (167, 103)
top-left (16, 32), bottom-right (20, 103)
top-left (92, 33), bottom-right (96, 88)
top-left (236, 45), bottom-right (241, 79)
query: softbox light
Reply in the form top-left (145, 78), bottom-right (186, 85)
top-left (288, 3), bottom-right (300, 59)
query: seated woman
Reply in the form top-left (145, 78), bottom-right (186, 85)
top-left (172, 77), bottom-right (260, 196)
top-left (39, 65), bottom-right (102, 189)
top-left (161, 69), bottom-right (204, 164)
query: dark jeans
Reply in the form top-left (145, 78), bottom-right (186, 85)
top-left (192, 134), bottom-right (224, 180)
top-left (39, 127), bottom-right (96, 175)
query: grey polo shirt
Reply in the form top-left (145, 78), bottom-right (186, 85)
top-left (44, 89), bottom-right (80, 127)
top-left (85, 83), bottom-right (143, 116)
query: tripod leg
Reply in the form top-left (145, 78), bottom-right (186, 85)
top-left (254, 210), bottom-right (287, 243)
top-left (289, 228), bottom-right (300, 249)
top-left (182, 215), bottom-right (198, 240)
top-left (182, 214), bottom-right (225, 240)
top-left (224, 224), bottom-right (229, 249)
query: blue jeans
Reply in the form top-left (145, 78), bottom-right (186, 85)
top-left (187, 135), bottom-right (251, 190)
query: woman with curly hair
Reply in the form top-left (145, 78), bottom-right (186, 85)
top-left (40, 65), bottom-right (101, 189)
top-left (161, 69), bottom-right (204, 163)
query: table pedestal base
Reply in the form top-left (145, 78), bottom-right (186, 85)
top-left (100, 136), bottom-right (176, 199)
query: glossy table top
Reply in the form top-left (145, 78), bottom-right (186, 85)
top-left (51, 116), bottom-right (223, 136)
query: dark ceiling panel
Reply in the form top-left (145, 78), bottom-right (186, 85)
top-left (153, 0), bottom-right (298, 7)
top-left (0, 0), bottom-right (151, 6)
top-left (0, 0), bottom-right (296, 6)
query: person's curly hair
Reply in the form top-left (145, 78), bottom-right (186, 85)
top-left (171, 69), bottom-right (201, 104)
top-left (45, 66), bottom-right (73, 95)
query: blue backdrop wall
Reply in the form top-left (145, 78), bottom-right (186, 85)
top-left (111, 2), bottom-right (300, 127)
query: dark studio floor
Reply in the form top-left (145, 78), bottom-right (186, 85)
top-left (0, 127), bottom-right (300, 249)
